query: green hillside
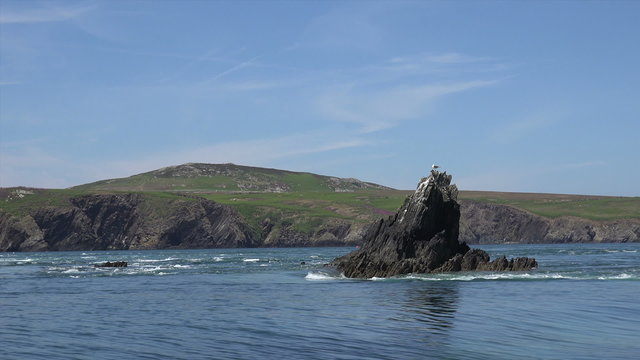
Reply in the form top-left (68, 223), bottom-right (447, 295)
top-left (2, 164), bottom-right (638, 235)
top-left (73, 163), bottom-right (390, 193)
top-left (460, 191), bottom-right (640, 221)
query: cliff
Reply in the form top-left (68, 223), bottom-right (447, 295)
top-left (0, 192), bottom-right (367, 252)
top-left (331, 170), bottom-right (537, 278)
top-left (0, 194), bottom-right (257, 252)
top-left (459, 201), bottom-right (640, 243)
top-left (1, 181), bottom-right (638, 252)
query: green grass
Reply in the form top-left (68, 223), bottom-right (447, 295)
top-left (458, 191), bottom-right (640, 221)
top-left (0, 189), bottom-right (86, 216)
top-left (0, 188), bottom-right (195, 218)
top-left (72, 163), bottom-right (389, 193)
top-left (2, 185), bottom-right (637, 235)
top-left (200, 190), bottom-right (410, 235)
top-left (74, 175), bottom-right (241, 192)
top-left (281, 173), bottom-right (329, 192)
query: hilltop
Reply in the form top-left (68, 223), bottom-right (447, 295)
top-left (73, 163), bottom-right (391, 193)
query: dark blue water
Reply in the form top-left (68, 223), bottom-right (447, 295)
top-left (1, 244), bottom-right (639, 359)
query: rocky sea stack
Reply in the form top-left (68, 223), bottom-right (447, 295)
top-left (331, 170), bottom-right (537, 278)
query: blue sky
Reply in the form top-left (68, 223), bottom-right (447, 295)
top-left (1, 0), bottom-right (639, 195)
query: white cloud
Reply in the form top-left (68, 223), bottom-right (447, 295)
top-left (225, 81), bottom-right (278, 92)
top-left (202, 55), bottom-right (263, 84)
top-left (0, 147), bottom-right (75, 188)
top-left (391, 52), bottom-right (493, 65)
top-left (317, 80), bottom-right (497, 133)
top-left (490, 110), bottom-right (562, 144)
top-left (0, 133), bottom-right (371, 187)
top-left (560, 160), bottom-right (606, 169)
top-left (0, 4), bottom-right (92, 24)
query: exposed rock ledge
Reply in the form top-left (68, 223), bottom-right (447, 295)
top-left (331, 170), bottom-right (537, 278)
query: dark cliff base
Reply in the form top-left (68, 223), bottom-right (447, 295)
top-left (459, 200), bottom-right (640, 244)
top-left (0, 193), bottom-right (257, 252)
top-left (0, 192), bottom-right (363, 252)
top-left (331, 171), bottom-right (537, 278)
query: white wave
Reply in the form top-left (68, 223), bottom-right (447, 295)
top-left (305, 271), bottom-right (345, 281)
top-left (243, 258), bottom-right (260, 263)
top-left (404, 272), bottom-right (575, 281)
top-left (15, 258), bottom-right (35, 264)
top-left (63, 268), bottom-right (80, 274)
top-left (141, 266), bottom-right (164, 272)
top-left (137, 257), bottom-right (179, 263)
top-left (213, 256), bottom-right (224, 262)
top-left (598, 273), bottom-right (634, 280)
top-left (623, 250), bottom-right (638, 253)
top-left (310, 255), bottom-right (320, 259)
top-left (172, 264), bottom-right (191, 269)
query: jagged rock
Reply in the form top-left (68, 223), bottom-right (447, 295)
top-left (331, 170), bottom-right (537, 278)
top-left (95, 261), bottom-right (128, 268)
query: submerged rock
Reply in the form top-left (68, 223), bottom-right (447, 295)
top-left (331, 170), bottom-right (537, 278)
top-left (94, 261), bottom-right (128, 268)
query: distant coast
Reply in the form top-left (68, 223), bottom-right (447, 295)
top-left (1, 163), bottom-right (638, 252)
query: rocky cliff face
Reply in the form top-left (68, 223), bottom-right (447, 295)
top-left (0, 194), bottom-right (257, 252)
top-left (1, 187), bottom-right (637, 253)
top-left (331, 170), bottom-right (537, 278)
top-left (459, 201), bottom-right (640, 244)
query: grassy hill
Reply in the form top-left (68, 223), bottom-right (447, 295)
top-left (460, 191), bottom-right (640, 221)
top-left (2, 164), bottom-right (638, 236)
top-left (73, 163), bottom-right (391, 193)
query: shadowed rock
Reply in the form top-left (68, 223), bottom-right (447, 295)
top-left (94, 261), bottom-right (128, 268)
top-left (331, 170), bottom-right (537, 278)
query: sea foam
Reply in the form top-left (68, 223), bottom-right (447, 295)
top-left (305, 271), bottom-right (345, 281)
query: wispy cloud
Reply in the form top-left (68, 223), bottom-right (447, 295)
top-left (559, 160), bottom-right (607, 169)
top-left (90, 133), bottom-right (370, 184)
top-left (202, 55), bottom-right (262, 84)
top-left (225, 81), bottom-right (278, 92)
top-left (491, 110), bottom-right (562, 144)
top-left (390, 52), bottom-right (493, 65)
top-left (156, 48), bottom-right (233, 84)
top-left (0, 147), bottom-right (73, 188)
top-left (0, 133), bottom-right (370, 187)
top-left (0, 4), bottom-right (93, 24)
top-left (317, 80), bottom-right (497, 133)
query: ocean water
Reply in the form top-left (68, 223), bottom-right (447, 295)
top-left (1, 243), bottom-right (639, 360)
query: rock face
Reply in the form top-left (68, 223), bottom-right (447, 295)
top-left (0, 192), bottom-right (367, 252)
top-left (331, 170), bottom-right (537, 278)
top-left (0, 194), bottom-right (258, 252)
top-left (459, 201), bottom-right (640, 244)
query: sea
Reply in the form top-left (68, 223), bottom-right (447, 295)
top-left (1, 243), bottom-right (639, 360)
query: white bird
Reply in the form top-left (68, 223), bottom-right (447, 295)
top-left (432, 164), bottom-right (440, 169)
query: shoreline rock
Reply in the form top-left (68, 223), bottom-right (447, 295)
top-left (94, 261), bottom-right (128, 268)
top-left (331, 170), bottom-right (537, 278)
